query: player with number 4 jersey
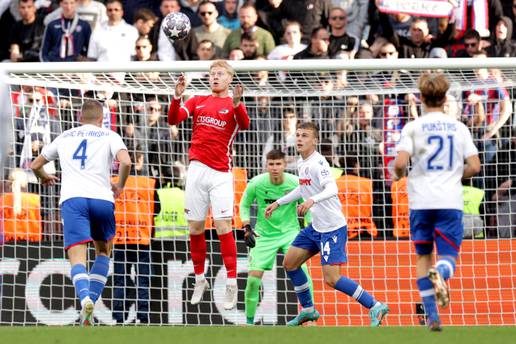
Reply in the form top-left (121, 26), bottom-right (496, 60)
top-left (394, 73), bottom-right (481, 331)
top-left (31, 100), bottom-right (131, 327)
top-left (265, 122), bottom-right (389, 327)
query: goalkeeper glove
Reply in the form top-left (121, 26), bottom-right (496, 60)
top-left (243, 224), bottom-right (258, 248)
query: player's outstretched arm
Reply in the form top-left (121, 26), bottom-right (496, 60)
top-left (31, 155), bottom-right (59, 186)
top-left (298, 181), bottom-right (339, 216)
top-left (168, 73), bottom-right (190, 125)
top-left (264, 201), bottom-right (279, 219)
top-left (112, 149), bottom-right (132, 198)
top-left (266, 186), bottom-right (302, 218)
top-left (232, 83), bottom-right (250, 130)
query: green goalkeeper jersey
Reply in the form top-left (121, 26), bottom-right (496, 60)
top-left (240, 172), bottom-right (302, 237)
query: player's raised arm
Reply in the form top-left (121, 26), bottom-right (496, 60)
top-left (168, 73), bottom-right (194, 125)
top-left (232, 83), bottom-right (250, 130)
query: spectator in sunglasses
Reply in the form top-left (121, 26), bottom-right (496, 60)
top-left (194, 1), bottom-right (230, 52)
top-left (328, 7), bottom-right (359, 59)
top-left (454, 29), bottom-right (482, 58)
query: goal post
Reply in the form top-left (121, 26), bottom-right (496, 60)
top-left (1, 59), bottom-right (515, 326)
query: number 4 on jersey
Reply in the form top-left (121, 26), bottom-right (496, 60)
top-left (73, 139), bottom-right (88, 169)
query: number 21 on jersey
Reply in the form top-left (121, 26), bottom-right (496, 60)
top-left (73, 139), bottom-right (88, 169)
top-left (427, 135), bottom-right (454, 171)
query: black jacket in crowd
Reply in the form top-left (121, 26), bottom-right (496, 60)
top-left (9, 15), bottom-right (46, 62)
top-left (278, 0), bottom-right (331, 44)
top-left (486, 16), bottom-right (516, 58)
top-left (329, 33), bottom-right (357, 57)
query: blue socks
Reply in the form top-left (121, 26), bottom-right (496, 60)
top-left (435, 257), bottom-right (456, 281)
top-left (89, 255), bottom-right (110, 303)
top-left (71, 264), bottom-right (90, 305)
top-left (417, 277), bottom-right (439, 321)
top-left (335, 276), bottom-right (376, 309)
top-left (288, 268), bottom-right (378, 311)
top-left (287, 268), bottom-right (313, 310)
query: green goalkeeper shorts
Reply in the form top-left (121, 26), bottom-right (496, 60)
top-left (248, 231), bottom-right (299, 271)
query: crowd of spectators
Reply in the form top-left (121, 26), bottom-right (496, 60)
top-left (1, 0), bottom-right (515, 64)
top-left (2, 0), bottom-right (516, 241)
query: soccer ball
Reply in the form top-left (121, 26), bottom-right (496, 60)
top-left (161, 12), bottom-right (191, 42)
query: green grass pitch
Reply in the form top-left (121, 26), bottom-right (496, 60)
top-left (2, 326), bottom-right (515, 344)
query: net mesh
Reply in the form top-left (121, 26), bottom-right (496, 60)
top-left (1, 61), bottom-right (515, 326)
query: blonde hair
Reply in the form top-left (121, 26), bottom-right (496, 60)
top-left (210, 59), bottom-right (235, 77)
top-left (418, 73), bottom-right (450, 108)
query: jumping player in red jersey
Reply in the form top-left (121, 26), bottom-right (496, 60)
top-left (168, 60), bottom-right (249, 310)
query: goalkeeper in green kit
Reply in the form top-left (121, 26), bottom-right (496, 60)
top-left (240, 149), bottom-right (313, 325)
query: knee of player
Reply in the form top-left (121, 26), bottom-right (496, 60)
top-left (188, 220), bottom-right (206, 235)
top-left (323, 273), bottom-right (340, 288)
top-left (95, 242), bottom-right (112, 256)
top-left (97, 248), bottom-right (111, 257)
top-left (282, 258), bottom-right (298, 271)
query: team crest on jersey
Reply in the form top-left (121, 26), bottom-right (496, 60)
top-left (218, 109), bottom-right (229, 114)
top-left (321, 169), bottom-right (329, 177)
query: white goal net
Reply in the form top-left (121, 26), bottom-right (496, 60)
top-left (1, 59), bottom-right (515, 326)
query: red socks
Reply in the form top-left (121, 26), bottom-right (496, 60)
top-left (190, 231), bottom-right (237, 280)
top-left (190, 233), bottom-right (207, 276)
top-left (218, 231), bottom-right (237, 279)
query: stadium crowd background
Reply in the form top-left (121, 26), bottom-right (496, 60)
top-left (2, 0), bottom-right (516, 244)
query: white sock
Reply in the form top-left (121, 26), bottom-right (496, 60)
top-left (195, 274), bottom-right (206, 283)
top-left (226, 278), bottom-right (237, 286)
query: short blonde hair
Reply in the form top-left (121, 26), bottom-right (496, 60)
top-left (418, 73), bottom-right (450, 108)
top-left (210, 59), bottom-right (235, 77)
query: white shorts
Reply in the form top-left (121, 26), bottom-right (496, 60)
top-left (184, 160), bottom-right (234, 221)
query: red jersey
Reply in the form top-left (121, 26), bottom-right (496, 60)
top-left (168, 95), bottom-right (250, 172)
